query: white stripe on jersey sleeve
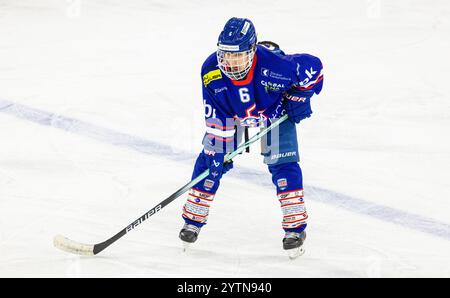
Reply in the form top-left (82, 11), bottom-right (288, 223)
top-left (205, 126), bottom-right (236, 138)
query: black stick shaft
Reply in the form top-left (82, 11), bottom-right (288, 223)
top-left (91, 115), bottom-right (288, 254)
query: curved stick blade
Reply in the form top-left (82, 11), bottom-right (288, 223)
top-left (53, 234), bottom-right (95, 256)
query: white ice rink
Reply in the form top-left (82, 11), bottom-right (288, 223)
top-left (0, 0), bottom-right (449, 277)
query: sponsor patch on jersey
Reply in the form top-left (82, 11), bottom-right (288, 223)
top-left (268, 71), bottom-right (291, 81)
top-left (261, 80), bottom-right (285, 92)
top-left (261, 68), bottom-right (290, 81)
top-left (214, 86), bottom-right (227, 94)
top-left (203, 179), bottom-right (215, 191)
top-left (203, 69), bottom-right (222, 86)
top-left (277, 178), bottom-right (288, 190)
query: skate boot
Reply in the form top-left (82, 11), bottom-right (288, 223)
top-left (283, 231), bottom-right (306, 259)
top-left (179, 223), bottom-right (201, 251)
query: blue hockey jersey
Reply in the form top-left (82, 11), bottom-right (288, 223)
top-left (201, 44), bottom-right (323, 153)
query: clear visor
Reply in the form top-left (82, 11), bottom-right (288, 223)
top-left (217, 48), bottom-right (255, 81)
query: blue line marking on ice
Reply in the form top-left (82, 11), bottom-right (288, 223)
top-left (0, 98), bottom-right (193, 162)
top-left (1, 98), bottom-right (449, 241)
top-left (229, 168), bottom-right (450, 240)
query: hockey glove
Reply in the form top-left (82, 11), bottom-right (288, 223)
top-left (283, 88), bottom-right (314, 124)
top-left (202, 149), bottom-right (233, 182)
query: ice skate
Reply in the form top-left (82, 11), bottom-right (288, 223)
top-left (283, 231), bottom-right (306, 259)
top-left (179, 223), bottom-right (201, 252)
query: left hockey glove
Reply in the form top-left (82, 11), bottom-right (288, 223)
top-left (283, 88), bottom-right (314, 124)
top-left (202, 149), bottom-right (233, 182)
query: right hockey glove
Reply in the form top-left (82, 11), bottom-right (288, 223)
top-left (283, 88), bottom-right (314, 124)
top-left (202, 149), bottom-right (233, 182)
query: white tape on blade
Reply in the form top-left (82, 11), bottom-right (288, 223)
top-left (53, 235), bottom-right (95, 256)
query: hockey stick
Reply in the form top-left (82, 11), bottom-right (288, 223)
top-left (54, 114), bottom-right (289, 255)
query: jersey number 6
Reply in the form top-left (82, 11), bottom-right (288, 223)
top-left (239, 88), bottom-right (251, 103)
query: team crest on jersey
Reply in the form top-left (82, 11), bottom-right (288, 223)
top-left (240, 113), bottom-right (267, 127)
top-left (277, 178), bottom-right (288, 190)
top-left (203, 69), bottom-right (222, 86)
top-left (240, 116), bottom-right (259, 127)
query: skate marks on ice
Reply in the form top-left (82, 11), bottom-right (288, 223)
top-left (1, 98), bottom-right (449, 241)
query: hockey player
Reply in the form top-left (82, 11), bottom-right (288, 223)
top-left (179, 17), bottom-right (323, 258)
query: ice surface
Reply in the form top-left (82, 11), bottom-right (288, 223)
top-left (0, 0), bottom-right (449, 277)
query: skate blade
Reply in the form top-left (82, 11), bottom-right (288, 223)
top-left (287, 246), bottom-right (305, 260)
top-left (182, 241), bottom-right (191, 252)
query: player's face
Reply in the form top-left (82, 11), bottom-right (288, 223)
top-left (222, 51), bottom-right (249, 72)
top-left (217, 48), bottom-right (255, 80)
